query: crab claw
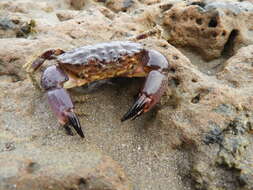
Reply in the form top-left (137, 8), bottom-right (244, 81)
top-left (47, 88), bottom-right (84, 138)
top-left (121, 70), bottom-right (168, 122)
top-left (63, 111), bottom-right (84, 138)
top-left (41, 65), bottom-right (84, 138)
top-left (121, 94), bottom-right (151, 122)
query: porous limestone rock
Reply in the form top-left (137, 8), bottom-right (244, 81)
top-left (163, 1), bottom-right (253, 60)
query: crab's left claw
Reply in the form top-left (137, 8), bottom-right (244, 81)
top-left (121, 94), bottom-right (151, 122)
top-left (121, 70), bottom-right (168, 122)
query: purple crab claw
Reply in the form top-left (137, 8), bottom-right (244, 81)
top-left (47, 88), bottom-right (84, 138)
top-left (121, 70), bottom-right (168, 122)
top-left (121, 94), bottom-right (152, 122)
top-left (63, 111), bottom-right (84, 138)
top-left (40, 65), bottom-right (84, 138)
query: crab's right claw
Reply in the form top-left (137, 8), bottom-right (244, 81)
top-left (47, 88), bottom-right (85, 138)
top-left (40, 65), bottom-right (84, 138)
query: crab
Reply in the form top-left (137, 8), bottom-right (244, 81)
top-left (24, 41), bottom-right (169, 138)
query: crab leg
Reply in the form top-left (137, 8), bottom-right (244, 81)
top-left (23, 49), bottom-right (65, 91)
top-left (29, 49), bottom-right (65, 72)
top-left (121, 50), bottom-right (169, 121)
top-left (41, 65), bottom-right (84, 138)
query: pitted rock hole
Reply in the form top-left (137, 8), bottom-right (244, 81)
top-left (208, 17), bottom-right (218, 27)
top-left (221, 29), bottom-right (239, 58)
top-left (189, 2), bottom-right (206, 8)
top-left (191, 93), bottom-right (200, 104)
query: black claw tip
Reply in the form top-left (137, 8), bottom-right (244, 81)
top-left (63, 124), bottom-right (74, 136)
top-left (68, 112), bottom-right (84, 138)
top-left (121, 95), bottom-right (148, 122)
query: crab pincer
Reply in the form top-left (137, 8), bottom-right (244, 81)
top-left (121, 70), bottom-right (168, 121)
top-left (41, 65), bottom-right (85, 138)
top-left (27, 50), bottom-right (84, 138)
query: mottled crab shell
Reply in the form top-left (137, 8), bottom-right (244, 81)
top-left (56, 41), bottom-right (144, 65)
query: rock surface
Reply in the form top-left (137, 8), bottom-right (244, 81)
top-left (0, 0), bottom-right (253, 190)
top-left (163, 0), bottom-right (253, 60)
top-left (0, 149), bottom-right (130, 190)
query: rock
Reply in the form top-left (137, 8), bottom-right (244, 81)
top-left (0, 17), bottom-right (36, 38)
top-left (56, 10), bottom-right (79, 21)
top-left (67, 0), bottom-right (85, 10)
top-left (139, 0), bottom-right (161, 6)
top-left (0, 149), bottom-right (131, 190)
top-left (153, 41), bottom-right (253, 189)
top-left (163, 1), bottom-right (253, 60)
top-left (104, 0), bottom-right (136, 12)
top-left (0, 0), bottom-right (54, 13)
top-left (217, 45), bottom-right (253, 88)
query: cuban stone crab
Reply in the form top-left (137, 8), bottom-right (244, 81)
top-left (24, 41), bottom-right (169, 138)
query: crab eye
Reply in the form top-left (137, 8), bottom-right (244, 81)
top-left (109, 50), bottom-right (115, 55)
top-left (113, 55), bottom-right (118, 61)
